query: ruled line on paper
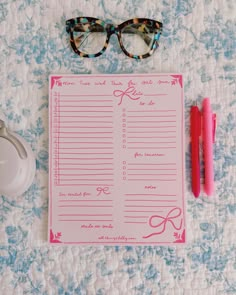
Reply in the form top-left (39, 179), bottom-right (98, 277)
top-left (58, 126), bottom-right (113, 129)
top-left (59, 220), bottom-right (113, 222)
top-left (127, 115), bottom-right (176, 118)
top-left (124, 205), bottom-right (175, 208)
top-left (124, 194), bottom-right (176, 196)
top-left (143, 94), bottom-right (168, 96)
top-left (127, 173), bottom-right (177, 176)
top-left (127, 136), bottom-right (176, 139)
top-left (56, 158), bottom-right (114, 160)
top-left (58, 214), bottom-right (113, 216)
top-left (60, 179), bottom-right (114, 181)
top-left (124, 222), bottom-right (147, 224)
top-left (127, 131), bottom-right (176, 134)
top-left (59, 100), bottom-right (113, 103)
top-left (57, 116), bottom-right (113, 119)
top-left (127, 110), bottom-right (176, 113)
top-left (127, 168), bottom-right (177, 175)
top-left (59, 137), bottom-right (114, 139)
top-left (56, 168), bottom-right (114, 170)
top-left (58, 205), bottom-right (113, 208)
top-left (124, 216), bottom-right (149, 218)
top-left (60, 121), bottom-right (113, 123)
top-left (127, 169), bottom-right (176, 171)
top-left (127, 147), bottom-right (176, 149)
top-left (126, 126), bottom-right (176, 129)
top-left (60, 152), bottom-right (114, 155)
top-left (124, 210), bottom-right (164, 213)
top-left (57, 184), bottom-right (114, 186)
top-left (56, 132), bottom-right (113, 134)
top-left (127, 121), bottom-right (177, 123)
top-left (59, 111), bottom-right (113, 113)
top-left (127, 141), bottom-right (176, 144)
top-left (58, 200), bottom-right (113, 202)
top-left (127, 179), bottom-right (176, 181)
top-left (60, 105), bottom-right (113, 108)
top-left (58, 147), bottom-right (114, 149)
top-left (59, 173), bottom-right (114, 176)
top-left (59, 142), bottom-right (113, 145)
top-left (59, 163), bottom-right (114, 166)
top-left (125, 200), bottom-right (177, 202)
top-left (59, 95), bottom-right (112, 97)
top-left (127, 163), bottom-right (176, 165)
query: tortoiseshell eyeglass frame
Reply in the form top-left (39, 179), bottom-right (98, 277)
top-left (66, 17), bottom-right (163, 59)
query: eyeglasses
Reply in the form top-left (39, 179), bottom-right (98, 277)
top-left (66, 17), bottom-right (163, 59)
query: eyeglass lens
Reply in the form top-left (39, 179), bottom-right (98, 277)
top-left (121, 23), bottom-right (156, 56)
top-left (73, 23), bottom-right (107, 55)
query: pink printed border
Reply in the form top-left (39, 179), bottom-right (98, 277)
top-left (174, 229), bottom-right (185, 243)
top-left (50, 229), bottom-right (62, 243)
top-left (171, 75), bottom-right (183, 88)
top-left (48, 74), bottom-right (186, 244)
top-left (51, 76), bottom-right (62, 89)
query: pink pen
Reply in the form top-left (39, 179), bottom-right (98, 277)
top-left (202, 98), bottom-right (216, 196)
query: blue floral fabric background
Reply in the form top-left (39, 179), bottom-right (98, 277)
top-left (0, 0), bottom-right (236, 294)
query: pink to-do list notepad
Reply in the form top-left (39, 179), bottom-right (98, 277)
top-left (49, 74), bottom-right (186, 245)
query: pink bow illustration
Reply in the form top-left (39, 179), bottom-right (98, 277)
top-left (143, 207), bottom-right (183, 239)
top-left (96, 186), bottom-right (111, 196)
top-left (113, 86), bottom-right (141, 105)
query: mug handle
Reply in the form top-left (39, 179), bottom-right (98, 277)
top-left (0, 120), bottom-right (27, 159)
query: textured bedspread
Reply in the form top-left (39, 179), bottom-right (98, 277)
top-left (0, 0), bottom-right (236, 294)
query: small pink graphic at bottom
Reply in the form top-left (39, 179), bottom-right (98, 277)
top-left (173, 229), bottom-right (185, 243)
top-left (50, 229), bottom-right (62, 243)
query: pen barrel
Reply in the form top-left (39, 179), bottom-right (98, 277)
top-left (203, 99), bottom-right (214, 195)
top-left (190, 106), bottom-right (201, 197)
top-left (191, 140), bottom-right (200, 197)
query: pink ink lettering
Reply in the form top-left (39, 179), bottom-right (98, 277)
top-left (128, 80), bottom-right (136, 87)
top-left (134, 152), bottom-right (143, 158)
top-left (142, 80), bottom-right (153, 85)
top-left (144, 153), bottom-right (165, 157)
top-left (102, 224), bottom-right (113, 229)
top-left (95, 80), bottom-right (106, 85)
top-left (111, 80), bottom-right (123, 86)
top-left (157, 80), bottom-right (170, 85)
top-left (83, 192), bottom-right (90, 197)
top-left (81, 224), bottom-right (94, 228)
top-left (80, 80), bottom-right (90, 86)
top-left (148, 100), bottom-right (155, 105)
top-left (144, 185), bottom-right (157, 189)
top-left (62, 81), bottom-right (75, 86)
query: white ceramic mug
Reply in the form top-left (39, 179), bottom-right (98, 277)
top-left (0, 120), bottom-right (36, 197)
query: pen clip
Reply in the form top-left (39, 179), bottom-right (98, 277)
top-left (212, 113), bottom-right (216, 143)
top-left (198, 110), bottom-right (201, 136)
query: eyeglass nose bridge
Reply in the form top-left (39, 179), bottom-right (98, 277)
top-left (106, 24), bottom-right (120, 37)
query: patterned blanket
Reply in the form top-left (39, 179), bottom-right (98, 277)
top-left (0, 0), bottom-right (236, 294)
